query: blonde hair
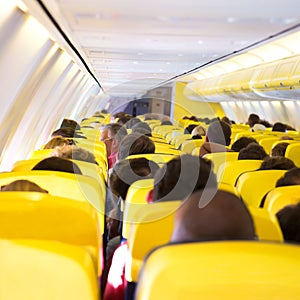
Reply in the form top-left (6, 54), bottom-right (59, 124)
top-left (52, 145), bottom-right (97, 164)
top-left (43, 136), bottom-right (71, 149)
top-left (1, 180), bottom-right (48, 193)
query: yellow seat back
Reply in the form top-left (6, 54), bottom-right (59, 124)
top-left (136, 241), bottom-right (300, 300)
top-left (0, 171), bottom-right (105, 234)
top-left (248, 206), bottom-right (283, 242)
top-left (0, 239), bottom-right (98, 300)
top-left (236, 170), bottom-right (286, 207)
top-left (172, 134), bottom-right (192, 149)
top-left (154, 143), bottom-right (181, 155)
top-left (191, 147), bottom-right (200, 156)
top-left (285, 143), bottom-right (300, 167)
top-left (122, 179), bottom-right (154, 239)
top-left (126, 153), bottom-right (175, 165)
top-left (217, 159), bottom-right (262, 186)
top-left (259, 137), bottom-right (280, 154)
top-left (0, 192), bottom-right (101, 274)
top-left (125, 201), bottom-right (181, 282)
top-left (180, 139), bottom-right (204, 154)
top-left (29, 149), bottom-right (54, 159)
top-left (264, 185), bottom-right (300, 215)
top-left (203, 152), bottom-right (239, 175)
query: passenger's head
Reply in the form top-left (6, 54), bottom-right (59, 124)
top-left (161, 120), bottom-right (173, 125)
top-left (276, 168), bottom-right (300, 187)
top-left (191, 125), bottom-right (206, 138)
top-left (248, 113), bottom-right (260, 128)
top-left (51, 127), bottom-right (76, 138)
top-left (276, 202), bottom-right (300, 243)
top-left (231, 137), bottom-right (258, 152)
top-left (118, 133), bottom-right (155, 160)
top-left (43, 136), bottom-right (72, 149)
top-left (221, 116), bottom-right (232, 126)
top-left (131, 122), bottom-right (152, 136)
top-left (272, 122), bottom-right (287, 133)
top-left (0, 180), bottom-right (48, 193)
top-left (151, 154), bottom-right (217, 202)
top-left (117, 115), bottom-right (133, 126)
top-left (171, 189), bottom-right (256, 242)
top-left (258, 156), bottom-right (295, 171)
top-left (52, 145), bottom-right (97, 164)
top-left (125, 117), bottom-right (142, 129)
top-left (32, 157), bottom-right (82, 174)
top-left (100, 123), bottom-right (125, 155)
top-left (206, 121), bottom-right (231, 146)
top-left (271, 142), bottom-right (290, 157)
top-left (184, 124), bottom-right (198, 134)
top-left (238, 143), bottom-right (268, 160)
top-left (109, 158), bottom-right (159, 200)
top-left (60, 118), bottom-right (80, 131)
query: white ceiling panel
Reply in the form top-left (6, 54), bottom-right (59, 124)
top-left (39, 0), bottom-right (300, 97)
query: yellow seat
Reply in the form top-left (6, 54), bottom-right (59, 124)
top-left (264, 185), bottom-right (300, 215)
top-left (259, 137), bottom-right (280, 154)
top-left (180, 139), bottom-right (204, 154)
top-left (191, 147), bottom-right (200, 156)
top-left (122, 179), bottom-right (154, 239)
top-left (247, 206), bottom-right (283, 242)
top-left (136, 241), bottom-right (300, 300)
top-left (154, 143), bottom-right (181, 155)
top-left (171, 134), bottom-right (192, 149)
top-left (0, 192), bottom-right (101, 275)
top-left (0, 171), bottom-right (105, 234)
top-left (28, 149), bottom-right (54, 159)
top-left (0, 239), bottom-right (98, 300)
top-left (12, 158), bottom-right (106, 182)
top-left (217, 159), bottom-right (262, 186)
top-left (236, 170), bottom-right (286, 207)
top-left (285, 143), bottom-right (300, 167)
top-left (203, 152), bottom-right (239, 175)
top-left (125, 201), bottom-right (181, 282)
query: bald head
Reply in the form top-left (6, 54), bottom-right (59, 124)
top-left (171, 189), bottom-right (255, 242)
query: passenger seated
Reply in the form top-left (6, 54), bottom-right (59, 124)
top-left (51, 145), bottom-right (98, 165)
top-left (32, 157), bottom-right (82, 174)
top-left (131, 122), bottom-right (152, 137)
top-left (238, 143), bottom-right (268, 160)
top-left (191, 125), bottom-right (206, 139)
top-left (184, 124), bottom-right (198, 134)
top-left (200, 120), bottom-right (232, 157)
top-left (247, 113), bottom-right (260, 128)
top-left (258, 157), bottom-right (295, 171)
top-left (100, 123), bottom-right (123, 156)
top-left (276, 202), bottom-right (300, 243)
top-left (221, 116), bottom-right (232, 126)
top-left (171, 189), bottom-right (256, 242)
top-left (125, 117), bottom-right (141, 129)
top-left (0, 179), bottom-right (48, 193)
top-left (231, 137), bottom-right (258, 152)
top-left (272, 122), bottom-right (287, 132)
top-left (60, 118), bottom-right (80, 131)
top-left (149, 154), bottom-right (217, 202)
top-left (271, 142), bottom-right (290, 157)
top-left (118, 133), bottom-right (155, 160)
top-left (43, 136), bottom-right (73, 149)
top-left (276, 168), bottom-right (300, 187)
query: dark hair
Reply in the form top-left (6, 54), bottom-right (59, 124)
top-left (1, 180), bottom-right (48, 193)
top-left (272, 122), bottom-right (287, 133)
top-left (32, 157), bottom-right (82, 174)
top-left (51, 127), bottom-right (75, 138)
top-left (271, 142), bottom-right (290, 157)
top-left (238, 143), bottom-right (268, 160)
top-left (221, 116), bottom-right (232, 126)
top-left (109, 158), bottom-right (159, 200)
top-left (60, 118), bottom-right (80, 130)
top-left (118, 133), bottom-right (155, 160)
top-left (276, 168), bottom-right (300, 187)
top-left (125, 117), bottom-right (142, 129)
top-left (231, 137), bottom-right (258, 152)
top-left (117, 115), bottom-right (133, 125)
top-left (152, 154), bottom-right (217, 202)
top-left (248, 113), bottom-right (260, 127)
top-left (161, 120), bottom-right (173, 125)
top-left (184, 124), bottom-right (198, 134)
top-left (132, 122), bottom-right (152, 136)
top-left (258, 157), bottom-right (295, 171)
top-left (276, 202), bottom-right (300, 243)
top-left (206, 121), bottom-right (231, 146)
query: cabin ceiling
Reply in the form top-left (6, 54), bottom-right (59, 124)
top-left (41, 0), bottom-right (300, 97)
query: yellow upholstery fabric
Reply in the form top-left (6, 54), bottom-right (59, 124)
top-left (0, 239), bottom-right (98, 299)
top-left (180, 139), bottom-right (204, 154)
top-left (203, 152), bottom-right (239, 175)
top-left (264, 185), bottom-right (300, 215)
top-left (125, 201), bottom-right (181, 282)
top-left (136, 241), bottom-right (300, 300)
top-left (259, 137), bottom-right (280, 154)
top-left (217, 159), bottom-right (262, 186)
top-left (236, 170), bottom-right (286, 207)
top-left (285, 143), bottom-right (300, 167)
